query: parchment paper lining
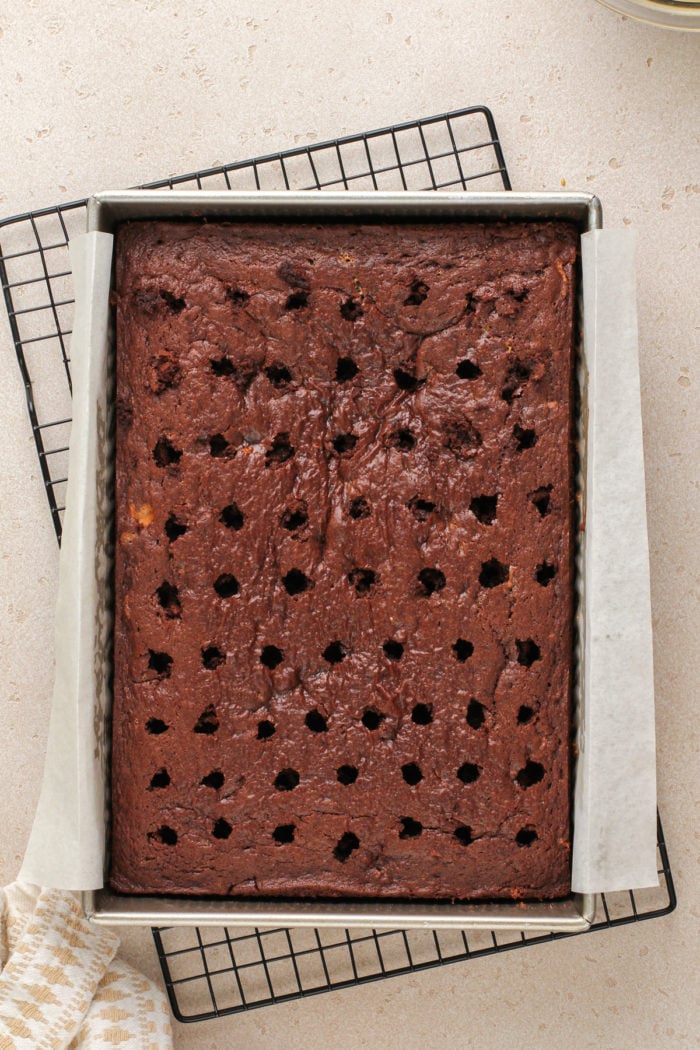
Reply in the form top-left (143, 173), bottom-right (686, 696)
top-left (20, 226), bottom-right (658, 895)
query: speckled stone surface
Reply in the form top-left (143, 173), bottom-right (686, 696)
top-left (111, 220), bottom-right (576, 900)
top-left (0, 1), bottom-right (697, 1047)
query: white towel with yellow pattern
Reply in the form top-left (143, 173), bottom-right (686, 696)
top-left (0, 883), bottom-right (172, 1049)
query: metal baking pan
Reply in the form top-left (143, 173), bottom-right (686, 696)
top-left (82, 190), bottom-right (600, 931)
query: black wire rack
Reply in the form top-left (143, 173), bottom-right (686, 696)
top-left (0, 105), bottom-right (509, 543)
top-left (0, 105), bottom-right (675, 1026)
top-left (157, 813), bottom-right (674, 1024)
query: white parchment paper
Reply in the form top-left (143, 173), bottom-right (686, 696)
top-left (20, 232), bottom-right (114, 890)
top-left (571, 230), bottom-right (658, 892)
top-left (20, 224), bottom-right (658, 895)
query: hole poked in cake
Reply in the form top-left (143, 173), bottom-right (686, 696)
top-left (349, 497), bottom-right (371, 520)
top-left (516, 760), bottom-right (545, 789)
top-left (479, 559), bottom-right (509, 589)
top-left (529, 485), bottom-right (552, 517)
top-left (285, 290), bottom-right (309, 310)
top-left (266, 432), bottom-right (295, 467)
top-left (153, 436), bottom-right (182, 467)
top-left (469, 494), bottom-right (498, 525)
top-left (273, 823), bottom-right (296, 844)
top-left (145, 717), bottom-right (169, 735)
top-left (148, 649), bottom-right (173, 678)
top-left (501, 359), bottom-right (532, 403)
top-left (382, 640), bottom-right (404, 661)
top-left (201, 646), bottom-right (225, 670)
top-left (225, 286), bottom-right (250, 306)
top-left (193, 706), bottom-right (219, 734)
top-left (444, 419), bottom-right (482, 458)
top-left (466, 699), bottom-right (486, 730)
top-left (220, 502), bottom-right (245, 530)
top-left (348, 568), bottom-right (377, 595)
top-left (209, 433), bottom-right (231, 458)
top-left (514, 424), bottom-right (538, 451)
top-left (457, 762), bottom-right (480, 784)
top-left (305, 709), bottom-right (328, 733)
top-left (454, 825), bottom-right (473, 847)
top-left (336, 356), bottom-right (359, 381)
top-left (399, 817), bottom-right (423, 839)
top-left (401, 762), bottom-right (423, 786)
top-left (418, 567), bottom-right (446, 596)
top-left (361, 708), bottom-right (385, 731)
top-left (148, 825), bottom-right (177, 846)
top-left (164, 513), bottom-right (188, 542)
top-left (535, 562), bottom-right (557, 587)
top-left (257, 720), bottom-right (275, 740)
top-left (452, 639), bottom-right (474, 662)
top-left (212, 817), bottom-right (232, 840)
top-left (455, 359), bottom-right (482, 380)
top-left (148, 768), bottom-right (170, 790)
top-left (517, 705), bottom-right (535, 724)
top-left (281, 504), bottom-right (308, 531)
top-left (214, 573), bottom-right (240, 599)
top-left (332, 432), bottom-right (358, 456)
top-left (393, 367), bottom-right (424, 393)
top-left (411, 703), bottom-right (433, 725)
top-left (407, 496), bottom-right (436, 521)
top-left (274, 768), bottom-right (300, 791)
top-left (339, 298), bottom-right (363, 322)
top-left (282, 568), bottom-right (312, 596)
top-left (210, 355), bottom-right (236, 377)
top-left (387, 427), bottom-right (416, 451)
top-left (159, 289), bottom-right (186, 313)
top-left (516, 639), bottom-right (541, 667)
top-left (403, 279), bottom-right (429, 306)
top-left (201, 770), bottom-right (225, 789)
top-left (333, 831), bottom-right (360, 863)
top-left (516, 826), bottom-right (538, 847)
top-left (265, 362), bottom-right (293, 387)
top-left (337, 764), bottom-right (358, 785)
top-left (260, 645), bottom-right (284, 670)
top-left (155, 581), bottom-right (181, 618)
top-left (322, 641), bottom-right (347, 665)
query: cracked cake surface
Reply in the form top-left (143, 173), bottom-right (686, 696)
top-left (110, 218), bottom-right (578, 900)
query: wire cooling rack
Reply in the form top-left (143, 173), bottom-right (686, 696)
top-left (157, 814), bottom-right (674, 1024)
top-left (0, 105), bottom-right (676, 1025)
top-left (0, 105), bottom-right (509, 543)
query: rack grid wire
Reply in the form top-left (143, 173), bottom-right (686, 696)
top-left (0, 105), bottom-right (675, 1026)
top-left (157, 813), bottom-right (674, 1024)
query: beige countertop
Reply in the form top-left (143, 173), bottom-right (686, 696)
top-left (0, 2), bottom-right (698, 1047)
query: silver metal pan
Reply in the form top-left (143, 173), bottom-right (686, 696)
top-left (82, 190), bottom-right (600, 931)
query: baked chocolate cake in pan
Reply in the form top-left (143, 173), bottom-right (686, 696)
top-left (110, 219), bottom-right (578, 900)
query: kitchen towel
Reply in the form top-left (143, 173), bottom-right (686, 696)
top-left (0, 883), bottom-right (172, 1049)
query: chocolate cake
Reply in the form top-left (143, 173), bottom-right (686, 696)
top-left (110, 218), bottom-right (578, 900)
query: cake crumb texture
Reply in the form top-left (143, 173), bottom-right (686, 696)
top-left (111, 219), bottom-right (578, 900)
